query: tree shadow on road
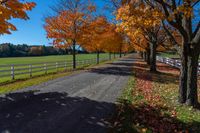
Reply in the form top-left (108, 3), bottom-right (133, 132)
top-left (89, 66), bottom-right (133, 76)
top-left (89, 59), bottom-right (135, 76)
top-left (0, 91), bottom-right (116, 133)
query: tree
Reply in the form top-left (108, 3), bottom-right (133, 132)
top-left (144, 0), bottom-right (200, 106)
top-left (116, 1), bottom-right (166, 71)
top-left (80, 16), bottom-right (111, 64)
top-left (0, 0), bottom-right (35, 35)
top-left (29, 46), bottom-right (43, 56)
top-left (44, 0), bottom-right (95, 69)
top-left (80, 16), bottom-right (128, 63)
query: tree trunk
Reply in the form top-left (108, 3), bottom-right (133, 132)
top-left (143, 52), bottom-right (147, 61)
top-left (109, 52), bottom-right (111, 60)
top-left (140, 52), bottom-right (144, 59)
top-left (119, 49), bottom-right (122, 58)
top-left (72, 40), bottom-right (76, 69)
top-left (149, 42), bottom-right (157, 72)
top-left (147, 49), bottom-right (150, 65)
top-left (97, 51), bottom-right (100, 64)
top-left (186, 51), bottom-right (199, 106)
top-left (178, 45), bottom-right (188, 104)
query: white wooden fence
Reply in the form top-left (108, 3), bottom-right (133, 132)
top-left (0, 57), bottom-right (111, 82)
top-left (156, 56), bottom-right (200, 75)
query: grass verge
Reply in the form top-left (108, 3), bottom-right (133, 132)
top-left (110, 56), bottom-right (200, 133)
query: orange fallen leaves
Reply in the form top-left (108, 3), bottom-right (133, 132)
top-left (131, 57), bottom-right (191, 133)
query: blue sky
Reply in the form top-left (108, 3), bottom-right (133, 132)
top-left (0, 0), bottom-right (108, 46)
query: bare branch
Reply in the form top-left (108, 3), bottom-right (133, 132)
top-left (162, 21), bottom-right (181, 52)
top-left (192, 0), bottom-right (200, 7)
top-left (192, 21), bottom-right (200, 39)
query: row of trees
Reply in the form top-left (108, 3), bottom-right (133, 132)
top-left (44, 0), bottom-right (132, 69)
top-left (115, 0), bottom-right (200, 107)
top-left (0, 43), bottom-right (86, 57)
top-left (2, 0), bottom-right (199, 107)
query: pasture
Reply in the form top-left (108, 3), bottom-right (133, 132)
top-left (0, 53), bottom-right (118, 83)
top-left (0, 53), bottom-right (110, 65)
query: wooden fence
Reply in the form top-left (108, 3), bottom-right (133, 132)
top-left (156, 56), bottom-right (200, 75)
top-left (0, 57), bottom-right (112, 82)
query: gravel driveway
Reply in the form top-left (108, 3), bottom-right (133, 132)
top-left (0, 55), bottom-right (134, 133)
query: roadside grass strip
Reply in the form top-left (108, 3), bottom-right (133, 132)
top-left (110, 57), bottom-right (200, 133)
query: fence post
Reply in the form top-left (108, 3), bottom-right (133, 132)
top-left (82, 60), bottom-right (84, 67)
top-left (173, 59), bottom-right (176, 67)
top-left (44, 63), bottom-right (47, 74)
top-left (11, 65), bottom-right (15, 80)
top-left (29, 65), bottom-right (32, 77)
top-left (64, 62), bottom-right (67, 71)
top-left (56, 62), bottom-right (58, 72)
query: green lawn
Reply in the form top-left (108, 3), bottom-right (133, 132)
top-left (0, 53), bottom-right (121, 94)
top-left (0, 53), bottom-right (111, 65)
top-left (158, 52), bottom-right (179, 58)
top-left (0, 53), bottom-right (119, 83)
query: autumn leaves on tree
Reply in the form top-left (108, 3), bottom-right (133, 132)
top-left (44, 0), bottom-right (129, 68)
top-left (0, 0), bottom-right (35, 35)
top-left (116, 0), bottom-right (200, 107)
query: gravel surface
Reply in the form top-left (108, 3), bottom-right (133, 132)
top-left (0, 55), bottom-right (134, 133)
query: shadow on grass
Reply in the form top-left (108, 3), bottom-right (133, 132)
top-left (0, 91), bottom-right (115, 133)
top-left (110, 99), bottom-right (200, 133)
top-left (132, 62), bottom-right (179, 84)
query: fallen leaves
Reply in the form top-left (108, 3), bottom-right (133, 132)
top-left (110, 55), bottom-right (200, 133)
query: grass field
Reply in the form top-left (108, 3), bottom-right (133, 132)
top-left (0, 53), bottom-right (111, 65)
top-left (158, 52), bottom-right (200, 61)
top-left (0, 54), bottom-right (120, 94)
top-left (0, 53), bottom-right (119, 83)
top-left (158, 52), bottom-right (179, 58)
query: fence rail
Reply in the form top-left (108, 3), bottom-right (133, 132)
top-left (156, 56), bottom-right (200, 75)
top-left (0, 56), bottom-right (115, 82)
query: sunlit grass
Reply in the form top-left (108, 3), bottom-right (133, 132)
top-left (110, 56), bottom-right (200, 133)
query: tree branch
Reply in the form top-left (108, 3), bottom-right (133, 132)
top-left (192, 21), bottom-right (200, 39)
top-left (162, 21), bottom-right (181, 52)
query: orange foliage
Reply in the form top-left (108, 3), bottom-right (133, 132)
top-left (44, 3), bottom-right (96, 49)
top-left (80, 16), bottom-right (130, 53)
top-left (116, 0), bottom-right (168, 53)
top-left (0, 0), bottom-right (35, 34)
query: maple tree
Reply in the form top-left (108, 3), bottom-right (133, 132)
top-left (44, 0), bottom-right (95, 69)
top-left (116, 1), bottom-right (167, 71)
top-left (80, 16), bottom-right (128, 63)
top-left (116, 0), bottom-right (200, 106)
top-left (79, 16), bottom-right (110, 64)
top-left (0, 0), bottom-right (35, 35)
top-left (142, 0), bottom-right (200, 106)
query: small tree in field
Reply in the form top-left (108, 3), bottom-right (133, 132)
top-left (0, 0), bottom-right (35, 35)
top-left (44, 0), bottom-right (95, 69)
